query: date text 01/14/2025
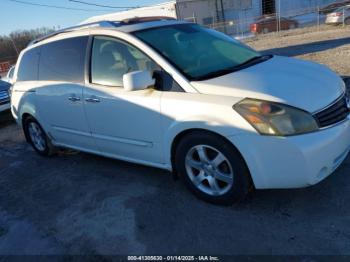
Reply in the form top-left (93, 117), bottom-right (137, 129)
top-left (127, 256), bottom-right (220, 261)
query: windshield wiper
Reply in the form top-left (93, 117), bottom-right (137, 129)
top-left (238, 55), bottom-right (273, 68)
top-left (194, 55), bottom-right (273, 81)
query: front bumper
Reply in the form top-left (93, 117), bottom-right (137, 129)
top-left (228, 117), bottom-right (350, 189)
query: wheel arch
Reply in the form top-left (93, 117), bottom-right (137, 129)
top-left (21, 112), bottom-right (32, 126)
top-left (170, 128), bottom-right (252, 185)
top-left (21, 113), bottom-right (35, 142)
top-left (21, 113), bottom-right (47, 143)
top-left (18, 101), bottom-right (38, 126)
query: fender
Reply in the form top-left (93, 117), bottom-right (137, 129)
top-left (14, 91), bottom-right (46, 131)
top-left (162, 115), bottom-right (251, 169)
top-left (159, 92), bottom-right (257, 168)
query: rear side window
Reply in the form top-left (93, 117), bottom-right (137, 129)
top-left (17, 48), bottom-right (40, 81)
top-left (39, 36), bottom-right (88, 83)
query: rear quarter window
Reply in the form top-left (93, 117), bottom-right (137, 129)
top-left (39, 36), bottom-right (88, 83)
top-left (17, 48), bottom-right (40, 81)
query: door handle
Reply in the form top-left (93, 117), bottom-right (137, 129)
top-left (68, 96), bottom-right (81, 102)
top-left (85, 97), bottom-right (100, 103)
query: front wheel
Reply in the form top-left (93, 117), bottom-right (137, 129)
top-left (175, 132), bottom-right (252, 205)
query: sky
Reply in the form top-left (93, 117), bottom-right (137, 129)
top-left (0, 0), bottom-right (167, 35)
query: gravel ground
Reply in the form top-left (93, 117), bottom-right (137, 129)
top-left (245, 25), bottom-right (350, 77)
top-left (0, 26), bottom-right (350, 257)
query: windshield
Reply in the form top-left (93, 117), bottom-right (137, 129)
top-left (134, 23), bottom-right (262, 81)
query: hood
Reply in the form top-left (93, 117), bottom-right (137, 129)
top-left (0, 80), bottom-right (11, 92)
top-left (191, 56), bottom-right (345, 113)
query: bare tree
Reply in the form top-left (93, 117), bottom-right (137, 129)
top-left (0, 27), bottom-right (54, 64)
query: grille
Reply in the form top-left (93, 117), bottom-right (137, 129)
top-left (0, 90), bottom-right (9, 104)
top-left (314, 94), bottom-right (350, 128)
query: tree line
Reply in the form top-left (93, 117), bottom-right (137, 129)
top-left (0, 27), bottom-right (54, 65)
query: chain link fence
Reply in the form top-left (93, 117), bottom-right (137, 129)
top-left (181, 2), bottom-right (350, 39)
top-left (0, 56), bottom-right (17, 78)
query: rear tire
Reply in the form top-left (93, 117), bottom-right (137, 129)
top-left (175, 131), bottom-right (252, 205)
top-left (263, 28), bottom-right (269, 34)
top-left (23, 116), bottom-right (56, 156)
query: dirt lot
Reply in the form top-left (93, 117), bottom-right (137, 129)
top-left (1, 27), bottom-right (350, 256)
top-left (245, 25), bottom-right (350, 77)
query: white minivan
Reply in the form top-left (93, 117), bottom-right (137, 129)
top-left (11, 18), bottom-right (350, 204)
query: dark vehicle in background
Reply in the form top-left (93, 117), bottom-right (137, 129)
top-left (320, 0), bottom-right (350, 15)
top-left (0, 80), bottom-right (11, 113)
top-left (250, 15), bottom-right (298, 34)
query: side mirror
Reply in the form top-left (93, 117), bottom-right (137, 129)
top-left (123, 70), bottom-right (155, 91)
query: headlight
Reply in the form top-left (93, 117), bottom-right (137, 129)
top-left (234, 99), bottom-right (319, 136)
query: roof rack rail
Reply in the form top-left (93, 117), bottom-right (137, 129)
top-left (29, 20), bottom-right (116, 46)
top-left (119, 16), bottom-right (176, 24)
top-left (28, 17), bottom-right (177, 47)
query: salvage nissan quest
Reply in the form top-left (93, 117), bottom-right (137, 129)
top-left (11, 18), bottom-right (350, 204)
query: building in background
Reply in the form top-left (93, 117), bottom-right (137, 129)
top-left (81, 1), bottom-right (178, 24)
top-left (81, 0), bottom-right (339, 35)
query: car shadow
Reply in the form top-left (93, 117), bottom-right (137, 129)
top-left (261, 37), bottom-right (350, 57)
top-left (0, 111), bottom-right (15, 129)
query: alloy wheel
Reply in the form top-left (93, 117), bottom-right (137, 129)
top-left (28, 122), bottom-right (46, 152)
top-left (185, 145), bottom-right (234, 196)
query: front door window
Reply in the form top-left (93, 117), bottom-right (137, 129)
top-left (91, 36), bottom-right (159, 87)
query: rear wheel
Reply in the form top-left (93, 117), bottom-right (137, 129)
top-left (263, 28), bottom-right (269, 34)
top-left (175, 132), bottom-right (252, 205)
top-left (24, 116), bottom-right (56, 156)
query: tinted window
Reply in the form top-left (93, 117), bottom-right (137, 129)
top-left (153, 70), bottom-right (184, 92)
top-left (17, 48), bottom-right (40, 81)
top-left (91, 36), bottom-right (159, 87)
top-left (39, 36), bottom-right (88, 83)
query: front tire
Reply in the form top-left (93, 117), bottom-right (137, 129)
top-left (24, 117), bottom-right (56, 156)
top-left (175, 132), bottom-right (252, 205)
